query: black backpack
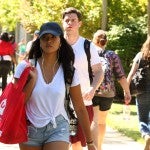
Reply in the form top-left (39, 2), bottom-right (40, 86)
top-left (130, 59), bottom-right (150, 96)
top-left (84, 39), bottom-right (94, 84)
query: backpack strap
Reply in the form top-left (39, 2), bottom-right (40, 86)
top-left (84, 39), bottom-right (93, 84)
top-left (98, 50), bottom-right (108, 57)
top-left (28, 58), bottom-right (37, 67)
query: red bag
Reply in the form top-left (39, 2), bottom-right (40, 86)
top-left (0, 67), bottom-right (31, 144)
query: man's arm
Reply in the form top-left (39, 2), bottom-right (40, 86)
top-left (83, 63), bottom-right (104, 101)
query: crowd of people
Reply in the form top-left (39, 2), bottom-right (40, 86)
top-left (0, 6), bottom-right (150, 150)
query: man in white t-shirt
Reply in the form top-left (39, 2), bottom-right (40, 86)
top-left (62, 7), bottom-right (104, 150)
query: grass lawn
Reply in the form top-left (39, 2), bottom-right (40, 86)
top-left (107, 102), bottom-right (145, 144)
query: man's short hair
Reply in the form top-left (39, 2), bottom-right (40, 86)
top-left (62, 7), bottom-right (82, 21)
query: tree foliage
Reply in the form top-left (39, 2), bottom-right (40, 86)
top-left (0, 0), bottom-right (20, 31)
top-left (0, 0), bottom-right (147, 37)
top-left (108, 0), bottom-right (147, 26)
top-left (18, 0), bottom-right (65, 33)
top-left (107, 15), bottom-right (147, 71)
top-left (18, 0), bottom-right (102, 37)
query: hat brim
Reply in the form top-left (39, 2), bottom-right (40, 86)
top-left (39, 30), bottom-right (61, 38)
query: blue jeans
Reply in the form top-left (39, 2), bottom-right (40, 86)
top-left (136, 92), bottom-right (150, 138)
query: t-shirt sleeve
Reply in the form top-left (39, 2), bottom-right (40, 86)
top-left (111, 51), bottom-right (125, 79)
top-left (14, 60), bottom-right (28, 78)
top-left (133, 52), bottom-right (142, 64)
top-left (90, 42), bottom-right (101, 66)
top-left (71, 68), bottom-right (80, 87)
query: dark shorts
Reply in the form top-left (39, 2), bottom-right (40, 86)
top-left (70, 105), bottom-right (94, 147)
top-left (92, 96), bottom-right (114, 111)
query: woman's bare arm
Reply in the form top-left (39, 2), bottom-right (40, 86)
top-left (69, 85), bottom-right (93, 144)
top-left (14, 67), bottom-right (37, 103)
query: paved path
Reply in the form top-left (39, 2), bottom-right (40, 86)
top-left (82, 127), bottom-right (145, 150)
top-left (102, 127), bottom-right (144, 150)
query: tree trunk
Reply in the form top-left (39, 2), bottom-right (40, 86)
top-left (148, 0), bottom-right (150, 36)
top-left (101, 0), bottom-right (108, 30)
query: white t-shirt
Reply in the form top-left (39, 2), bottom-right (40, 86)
top-left (133, 52), bottom-right (142, 64)
top-left (14, 60), bottom-right (79, 128)
top-left (72, 36), bottom-right (101, 106)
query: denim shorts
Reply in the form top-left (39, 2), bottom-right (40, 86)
top-left (22, 115), bottom-right (69, 146)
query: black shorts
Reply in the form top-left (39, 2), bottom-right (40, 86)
top-left (92, 96), bottom-right (114, 111)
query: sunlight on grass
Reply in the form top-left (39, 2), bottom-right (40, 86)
top-left (107, 103), bottom-right (144, 144)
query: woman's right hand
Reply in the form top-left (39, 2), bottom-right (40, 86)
top-left (24, 67), bottom-right (37, 103)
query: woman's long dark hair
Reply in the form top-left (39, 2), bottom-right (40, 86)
top-left (28, 35), bottom-right (75, 84)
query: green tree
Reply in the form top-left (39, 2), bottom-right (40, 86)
top-left (0, 0), bottom-right (20, 31)
top-left (18, 0), bottom-right (65, 33)
top-left (108, 0), bottom-right (147, 26)
top-left (148, 0), bottom-right (150, 36)
top-left (0, 0), bottom-right (147, 38)
top-left (101, 0), bottom-right (108, 30)
top-left (18, 0), bottom-right (102, 37)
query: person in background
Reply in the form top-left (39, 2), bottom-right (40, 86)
top-left (9, 34), bottom-right (18, 73)
top-left (0, 32), bottom-right (17, 90)
top-left (127, 37), bottom-right (150, 150)
top-left (62, 7), bottom-right (104, 150)
top-left (17, 38), bottom-right (26, 62)
top-left (91, 30), bottom-right (131, 150)
top-left (24, 30), bottom-right (39, 59)
top-left (14, 21), bottom-right (96, 150)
